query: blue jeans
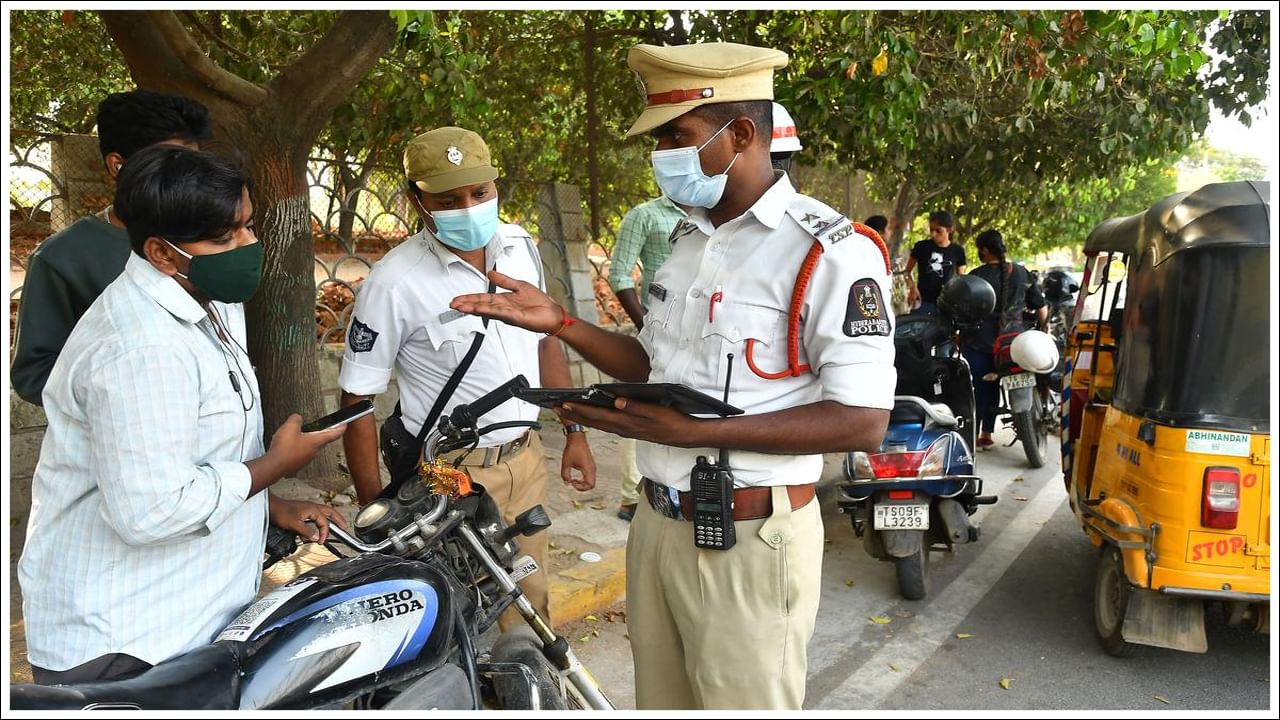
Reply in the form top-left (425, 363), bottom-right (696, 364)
top-left (961, 345), bottom-right (998, 434)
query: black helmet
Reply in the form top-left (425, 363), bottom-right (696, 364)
top-left (1043, 269), bottom-right (1079, 303)
top-left (938, 274), bottom-right (996, 324)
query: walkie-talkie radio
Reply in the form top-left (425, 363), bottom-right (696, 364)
top-left (692, 354), bottom-right (736, 550)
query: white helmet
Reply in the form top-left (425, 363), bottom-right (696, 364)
top-left (1010, 329), bottom-right (1060, 374)
top-left (771, 102), bottom-right (802, 153)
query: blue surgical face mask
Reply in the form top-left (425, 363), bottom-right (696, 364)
top-left (428, 196), bottom-right (500, 252)
top-left (650, 120), bottom-right (741, 209)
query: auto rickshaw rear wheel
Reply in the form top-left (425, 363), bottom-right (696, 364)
top-left (1094, 545), bottom-right (1139, 657)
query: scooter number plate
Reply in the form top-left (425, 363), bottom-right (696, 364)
top-left (874, 503), bottom-right (929, 530)
top-left (1000, 372), bottom-right (1036, 390)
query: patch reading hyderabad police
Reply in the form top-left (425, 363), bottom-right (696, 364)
top-left (844, 278), bottom-right (890, 337)
top-left (349, 317), bottom-right (379, 353)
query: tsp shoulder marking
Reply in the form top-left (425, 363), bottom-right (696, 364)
top-left (349, 317), bottom-right (379, 353)
top-left (844, 278), bottom-right (891, 337)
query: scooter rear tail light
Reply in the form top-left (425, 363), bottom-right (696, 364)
top-left (867, 451), bottom-right (925, 478)
top-left (1201, 467), bottom-right (1240, 530)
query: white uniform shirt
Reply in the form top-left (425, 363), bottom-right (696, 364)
top-left (637, 173), bottom-right (896, 490)
top-left (339, 226), bottom-right (545, 445)
top-left (19, 253), bottom-right (267, 670)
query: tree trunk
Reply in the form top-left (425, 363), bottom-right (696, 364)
top-left (242, 139), bottom-right (341, 484)
top-left (888, 175), bottom-right (921, 264)
top-left (583, 14), bottom-right (601, 242)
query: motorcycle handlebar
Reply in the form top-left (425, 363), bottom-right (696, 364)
top-left (446, 375), bottom-right (530, 430)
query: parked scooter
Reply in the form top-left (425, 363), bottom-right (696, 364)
top-left (11, 376), bottom-right (613, 711)
top-left (839, 277), bottom-right (999, 600)
top-left (992, 329), bottom-right (1060, 468)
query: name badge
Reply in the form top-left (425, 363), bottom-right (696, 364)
top-left (648, 283), bottom-right (669, 302)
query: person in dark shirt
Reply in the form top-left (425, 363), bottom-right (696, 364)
top-left (960, 229), bottom-right (1048, 448)
top-left (863, 214), bottom-right (888, 237)
top-left (904, 210), bottom-right (966, 314)
top-left (11, 90), bottom-right (213, 405)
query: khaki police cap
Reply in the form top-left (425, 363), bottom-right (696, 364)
top-left (403, 127), bottom-right (499, 194)
top-left (626, 42), bottom-right (789, 137)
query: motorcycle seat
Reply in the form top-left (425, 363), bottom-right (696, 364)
top-left (9, 642), bottom-right (242, 710)
top-left (892, 395), bottom-right (959, 428)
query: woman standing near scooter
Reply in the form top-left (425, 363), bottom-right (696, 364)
top-left (959, 230), bottom-right (1048, 449)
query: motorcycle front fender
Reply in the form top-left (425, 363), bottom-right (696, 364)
top-left (881, 529), bottom-right (924, 558)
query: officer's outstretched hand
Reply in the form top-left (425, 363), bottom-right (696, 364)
top-left (451, 270), bottom-right (563, 334)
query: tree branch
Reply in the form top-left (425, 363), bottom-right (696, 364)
top-left (178, 10), bottom-right (260, 66)
top-left (100, 10), bottom-right (266, 107)
top-left (269, 10), bottom-right (396, 141)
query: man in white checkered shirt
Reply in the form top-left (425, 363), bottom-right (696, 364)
top-left (18, 146), bottom-right (347, 686)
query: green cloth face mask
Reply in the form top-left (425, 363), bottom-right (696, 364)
top-left (166, 239), bottom-right (264, 304)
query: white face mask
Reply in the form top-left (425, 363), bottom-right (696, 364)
top-left (649, 119), bottom-right (741, 209)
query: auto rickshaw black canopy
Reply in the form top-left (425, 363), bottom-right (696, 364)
top-left (1089, 181), bottom-right (1271, 433)
top-left (1085, 180), bottom-right (1270, 264)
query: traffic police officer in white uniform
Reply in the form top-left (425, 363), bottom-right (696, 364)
top-left (449, 44), bottom-right (895, 709)
top-left (337, 127), bottom-right (596, 630)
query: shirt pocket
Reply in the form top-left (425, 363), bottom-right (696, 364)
top-left (424, 315), bottom-right (486, 364)
top-left (700, 302), bottom-right (786, 390)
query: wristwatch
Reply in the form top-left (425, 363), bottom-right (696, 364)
top-left (562, 423), bottom-right (587, 436)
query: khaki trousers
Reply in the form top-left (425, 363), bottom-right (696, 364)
top-left (464, 433), bottom-right (551, 631)
top-left (619, 437), bottom-right (643, 506)
top-left (626, 485), bottom-right (824, 709)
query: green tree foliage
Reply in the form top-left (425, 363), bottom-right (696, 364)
top-left (9, 11), bottom-right (132, 133)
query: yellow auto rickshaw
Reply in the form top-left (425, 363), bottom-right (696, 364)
top-left (1061, 180), bottom-right (1271, 656)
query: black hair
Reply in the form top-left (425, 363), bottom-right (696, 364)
top-left (864, 215), bottom-right (889, 235)
top-left (691, 100), bottom-right (773, 148)
top-left (927, 210), bottom-right (955, 229)
top-left (114, 145), bottom-right (251, 258)
top-left (97, 90), bottom-right (213, 160)
top-left (975, 229), bottom-right (1009, 318)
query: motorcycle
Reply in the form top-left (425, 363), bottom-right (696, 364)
top-left (992, 330), bottom-right (1060, 469)
top-left (11, 375), bottom-right (613, 711)
top-left (838, 311), bottom-right (997, 600)
top-left (1040, 269), bottom-right (1079, 390)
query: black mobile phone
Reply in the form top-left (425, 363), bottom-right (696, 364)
top-left (302, 399), bottom-right (375, 433)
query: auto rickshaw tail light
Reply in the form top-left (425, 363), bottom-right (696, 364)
top-left (1201, 467), bottom-right (1240, 530)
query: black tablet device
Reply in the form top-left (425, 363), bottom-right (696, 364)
top-left (515, 383), bottom-right (742, 417)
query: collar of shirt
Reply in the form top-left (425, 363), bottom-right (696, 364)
top-left (686, 170), bottom-right (795, 236)
top-left (422, 227), bottom-right (518, 273)
top-left (122, 252), bottom-right (207, 325)
top-left (657, 195), bottom-right (688, 216)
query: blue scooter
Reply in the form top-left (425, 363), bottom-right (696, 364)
top-left (838, 311), bottom-right (997, 600)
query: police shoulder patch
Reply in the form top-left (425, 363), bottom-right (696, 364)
top-left (844, 278), bottom-right (891, 337)
top-left (348, 317), bottom-right (379, 353)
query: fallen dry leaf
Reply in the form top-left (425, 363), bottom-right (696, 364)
top-left (584, 615), bottom-right (598, 623)
top-left (999, 678), bottom-right (1012, 690)
top-left (1153, 696), bottom-right (1170, 705)
top-left (956, 633), bottom-right (974, 639)
top-left (578, 635), bottom-right (591, 643)
top-left (1014, 496), bottom-right (1030, 502)
top-left (571, 500), bottom-right (584, 509)
top-left (591, 504), bottom-right (606, 510)
top-left (1013, 476), bottom-right (1025, 482)
top-left (844, 579), bottom-right (855, 587)
top-left (869, 615), bottom-right (892, 625)
top-left (889, 663), bottom-right (901, 672)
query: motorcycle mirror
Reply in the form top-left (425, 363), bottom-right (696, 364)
top-left (501, 505), bottom-right (552, 543)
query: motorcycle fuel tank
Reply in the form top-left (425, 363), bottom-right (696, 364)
top-left (218, 554), bottom-right (457, 709)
